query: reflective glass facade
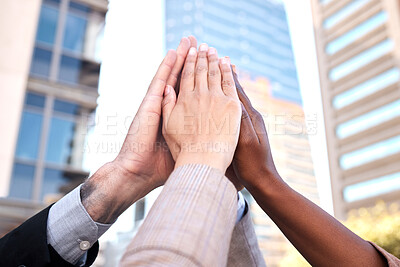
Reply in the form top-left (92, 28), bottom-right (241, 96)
top-left (9, 0), bottom-right (104, 202)
top-left (30, 0), bottom-right (104, 88)
top-left (165, 0), bottom-right (302, 104)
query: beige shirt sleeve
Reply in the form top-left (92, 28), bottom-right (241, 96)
top-left (120, 164), bottom-right (238, 267)
top-left (227, 203), bottom-right (266, 267)
top-left (369, 242), bottom-right (400, 267)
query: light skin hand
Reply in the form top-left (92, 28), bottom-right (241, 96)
top-left (231, 71), bottom-right (386, 267)
top-left (162, 44), bottom-right (242, 173)
top-left (80, 37), bottom-right (197, 224)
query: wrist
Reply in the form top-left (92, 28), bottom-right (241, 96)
top-left (175, 151), bottom-right (231, 173)
top-left (81, 161), bottom-right (154, 224)
top-left (245, 166), bottom-right (286, 197)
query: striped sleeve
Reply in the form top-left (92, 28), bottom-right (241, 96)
top-left (120, 164), bottom-right (237, 267)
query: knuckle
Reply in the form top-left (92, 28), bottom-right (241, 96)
top-left (208, 69), bottom-right (220, 77)
top-left (222, 79), bottom-right (234, 89)
top-left (198, 51), bottom-right (207, 58)
top-left (196, 64), bottom-right (208, 73)
top-left (208, 55), bottom-right (219, 63)
top-left (181, 69), bottom-right (194, 79)
top-left (186, 54), bottom-right (196, 63)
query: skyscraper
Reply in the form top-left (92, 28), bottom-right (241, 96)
top-left (0, 0), bottom-right (107, 235)
top-left (311, 0), bottom-right (400, 220)
top-left (166, 0), bottom-right (303, 104)
top-left (164, 0), bottom-right (319, 265)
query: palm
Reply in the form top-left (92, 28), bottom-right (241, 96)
top-left (142, 127), bottom-right (174, 187)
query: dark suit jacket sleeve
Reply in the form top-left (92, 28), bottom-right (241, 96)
top-left (0, 206), bottom-right (99, 267)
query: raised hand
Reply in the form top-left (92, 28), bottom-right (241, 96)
top-left (162, 44), bottom-right (241, 173)
top-left (230, 66), bottom-right (280, 191)
top-left (81, 37), bottom-right (197, 223)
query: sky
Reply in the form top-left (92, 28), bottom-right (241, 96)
top-left (86, 0), bottom-right (334, 241)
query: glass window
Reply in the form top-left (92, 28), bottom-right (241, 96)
top-left (333, 68), bottom-right (400, 109)
top-left (15, 112), bottom-right (43, 160)
top-left (69, 1), bottom-right (90, 13)
top-left (44, 0), bottom-right (60, 5)
top-left (41, 168), bottom-right (73, 202)
top-left (25, 92), bottom-right (46, 109)
top-left (63, 14), bottom-right (87, 53)
top-left (344, 172), bottom-right (400, 202)
top-left (58, 55), bottom-right (82, 84)
top-left (326, 12), bottom-right (387, 55)
top-left (58, 56), bottom-right (100, 87)
top-left (324, 0), bottom-right (371, 29)
top-left (54, 99), bottom-right (80, 115)
top-left (340, 135), bottom-right (400, 169)
top-left (329, 39), bottom-right (393, 81)
top-left (36, 5), bottom-right (59, 45)
top-left (336, 99), bottom-right (400, 139)
top-left (8, 164), bottom-right (35, 200)
top-left (45, 117), bottom-right (76, 165)
top-left (30, 48), bottom-right (53, 78)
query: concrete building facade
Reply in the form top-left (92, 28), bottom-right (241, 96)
top-left (310, 0), bottom-right (400, 219)
top-left (0, 0), bottom-right (107, 236)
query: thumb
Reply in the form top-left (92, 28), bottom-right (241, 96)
top-left (162, 85), bottom-right (176, 125)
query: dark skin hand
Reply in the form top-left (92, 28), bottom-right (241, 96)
top-left (231, 69), bottom-right (387, 267)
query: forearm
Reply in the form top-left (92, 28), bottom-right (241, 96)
top-left (121, 164), bottom-right (238, 267)
top-left (249, 173), bottom-right (386, 267)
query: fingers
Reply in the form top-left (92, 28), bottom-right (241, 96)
top-left (232, 71), bottom-right (268, 144)
top-left (147, 50), bottom-right (177, 96)
top-left (180, 47), bottom-right (197, 93)
top-left (167, 37), bottom-right (191, 89)
top-left (195, 43), bottom-right (209, 91)
top-left (232, 69), bottom-right (255, 114)
top-left (188, 35), bottom-right (198, 49)
top-left (239, 102), bottom-right (260, 144)
top-left (219, 57), bottom-right (238, 98)
top-left (208, 47), bottom-right (222, 92)
top-left (162, 85), bottom-right (177, 125)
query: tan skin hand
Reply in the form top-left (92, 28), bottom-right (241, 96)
top-left (81, 37), bottom-right (198, 224)
top-left (162, 44), bottom-right (241, 173)
top-left (114, 36), bottom-right (197, 189)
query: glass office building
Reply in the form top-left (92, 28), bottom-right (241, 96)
top-left (164, 1), bottom-right (319, 266)
top-left (165, 0), bottom-right (302, 104)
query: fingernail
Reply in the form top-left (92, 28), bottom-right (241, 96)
top-left (189, 47), bottom-right (196, 55)
top-left (225, 56), bottom-right (231, 64)
top-left (165, 85), bottom-right (172, 95)
top-left (221, 58), bottom-right (227, 65)
top-left (208, 47), bottom-right (216, 56)
top-left (199, 43), bottom-right (208, 52)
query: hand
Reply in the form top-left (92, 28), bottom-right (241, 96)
top-left (230, 67), bottom-right (282, 192)
top-left (114, 36), bottom-right (197, 189)
top-left (81, 37), bottom-right (197, 223)
top-left (162, 44), bottom-right (241, 173)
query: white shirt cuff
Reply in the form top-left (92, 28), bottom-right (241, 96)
top-left (236, 191), bottom-right (246, 223)
top-left (47, 184), bottom-right (112, 265)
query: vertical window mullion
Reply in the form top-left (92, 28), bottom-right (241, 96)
top-left (32, 95), bottom-right (55, 201)
top-left (49, 0), bottom-right (70, 81)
